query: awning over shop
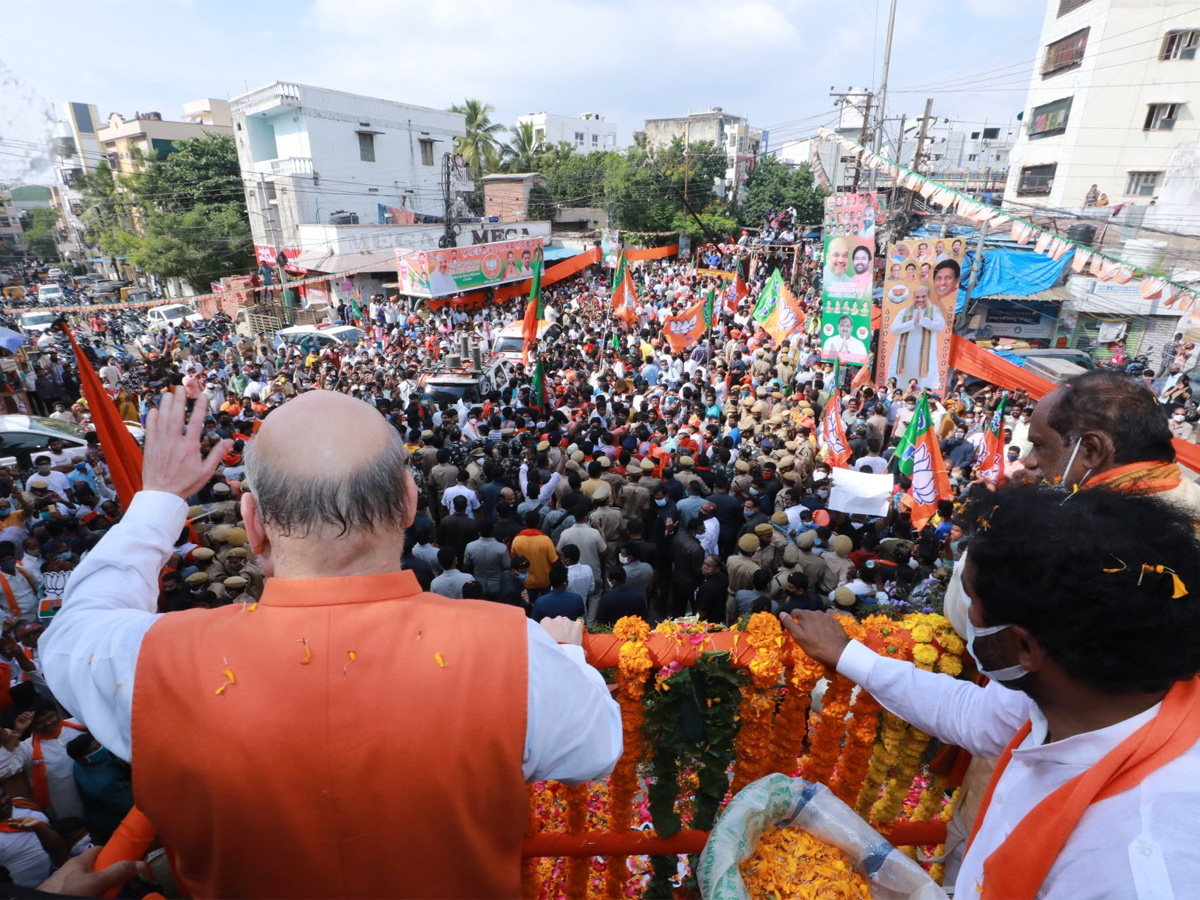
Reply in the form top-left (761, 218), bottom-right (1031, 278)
top-left (290, 248), bottom-right (398, 274)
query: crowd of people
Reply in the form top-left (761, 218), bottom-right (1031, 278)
top-left (0, 245), bottom-right (1197, 896)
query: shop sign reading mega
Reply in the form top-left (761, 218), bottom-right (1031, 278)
top-left (395, 237), bottom-right (545, 298)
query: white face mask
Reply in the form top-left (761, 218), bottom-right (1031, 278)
top-left (965, 603), bottom-right (1028, 684)
top-left (1059, 436), bottom-right (1093, 488)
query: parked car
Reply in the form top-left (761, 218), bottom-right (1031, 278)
top-left (276, 324), bottom-right (363, 350)
top-left (0, 415), bottom-right (144, 469)
top-left (37, 284), bottom-right (63, 303)
top-left (17, 310), bottom-right (57, 335)
top-left (146, 303), bottom-right (203, 329)
top-left (490, 320), bottom-right (562, 362)
top-left (47, 268), bottom-right (63, 279)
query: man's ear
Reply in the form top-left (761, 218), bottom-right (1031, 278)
top-left (241, 491), bottom-right (272, 575)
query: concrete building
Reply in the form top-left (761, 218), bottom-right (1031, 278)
top-left (643, 108), bottom-right (765, 203)
top-left (516, 112), bottom-right (618, 153)
top-left (97, 100), bottom-right (232, 175)
top-left (1004, 0), bottom-right (1200, 210)
top-left (50, 101), bottom-right (102, 260)
top-left (230, 81), bottom-right (472, 276)
top-left (0, 192), bottom-right (24, 260)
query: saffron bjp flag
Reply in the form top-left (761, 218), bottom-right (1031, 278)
top-left (725, 260), bottom-right (749, 313)
top-left (521, 245), bottom-right (545, 364)
top-left (763, 282), bottom-right (805, 345)
top-left (895, 392), bottom-right (952, 530)
top-left (662, 300), bottom-right (708, 353)
top-left (63, 323), bottom-right (143, 508)
top-left (850, 360), bottom-right (873, 389)
top-left (611, 252), bottom-right (640, 326)
top-left (976, 393), bottom-right (1009, 484)
top-left (818, 391), bottom-right (852, 467)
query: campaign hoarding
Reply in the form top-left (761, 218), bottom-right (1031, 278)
top-left (395, 237), bottom-right (544, 298)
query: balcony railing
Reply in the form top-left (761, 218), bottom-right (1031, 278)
top-left (233, 82), bottom-right (303, 115)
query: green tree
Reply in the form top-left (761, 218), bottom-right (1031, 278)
top-left (21, 208), bottom-right (60, 260)
top-left (77, 134), bottom-right (252, 291)
top-left (527, 184), bottom-right (555, 222)
top-left (501, 121), bottom-right (545, 173)
top-left (449, 99), bottom-right (506, 177)
top-left (741, 156), bottom-right (826, 229)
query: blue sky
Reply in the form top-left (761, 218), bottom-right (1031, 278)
top-left (0, 0), bottom-right (1048, 184)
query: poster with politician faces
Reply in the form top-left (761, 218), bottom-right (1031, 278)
top-left (820, 191), bottom-right (876, 366)
top-left (876, 238), bottom-right (965, 394)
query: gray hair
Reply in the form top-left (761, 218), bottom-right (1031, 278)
top-left (244, 428), bottom-right (410, 538)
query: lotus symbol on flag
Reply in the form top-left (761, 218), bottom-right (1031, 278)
top-left (779, 302), bottom-right (798, 332)
top-left (911, 442), bottom-right (938, 505)
top-left (669, 315), bottom-right (699, 334)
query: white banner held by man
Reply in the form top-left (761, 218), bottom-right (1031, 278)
top-left (827, 468), bottom-right (895, 517)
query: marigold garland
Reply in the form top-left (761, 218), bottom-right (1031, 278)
top-left (767, 640), bottom-right (825, 776)
top-left (799, 613), bottom-right (857, 787)
top-left (730, 613), bottom-right (786, 792)
top-left (606, 617), bottom-right (654, 897)
top-left (563, 782), bottom-right (591, 898)
top-left (929, 789), bottom-right (959, 886)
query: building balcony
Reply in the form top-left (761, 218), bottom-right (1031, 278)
top-left (249, 157), bottom-right (315, 177)
top-left (232, 82), bottom-right (303, 117)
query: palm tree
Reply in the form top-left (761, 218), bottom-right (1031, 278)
top-left (501, 121), bottom-right (545, 173)
top-left (450, 99), bottom-right (506, 177)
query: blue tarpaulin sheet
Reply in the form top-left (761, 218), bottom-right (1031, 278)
top-left (544, 246), bottom-right (582, 261)
top-left (955, 246), bottom-right (1074, 312)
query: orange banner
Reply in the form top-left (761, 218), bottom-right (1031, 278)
top-left (625, 245), bottom-right (679, 261)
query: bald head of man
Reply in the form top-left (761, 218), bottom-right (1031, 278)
top-left (242, 392), bottom-right (416, 576)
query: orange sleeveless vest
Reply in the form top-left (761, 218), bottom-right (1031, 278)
top-left (132, 570), bottom-right (529, 899)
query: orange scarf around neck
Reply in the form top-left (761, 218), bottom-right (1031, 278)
top-left (31, 721), bottom-right (86, 810)
top-left (967, 675), bottom-right (1200, 899)
top-left (1083, 460), bottom-right (1182, 495)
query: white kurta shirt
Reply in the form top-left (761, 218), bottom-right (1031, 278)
top-left (837, 641), bottom-right (1200, 899)
top-left (40, 492), bottom-right (622, 785)
top-left (0, 722), bottom-right (86, 819)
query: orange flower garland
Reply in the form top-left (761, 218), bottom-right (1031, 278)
top-left (563, 782), bottom-right (590, 898)
top-left (799, 613), bottom-right (856, 787)
top-left (731, 613), bottom-right (786, 792)
top-left (828, 690), bottom-right (882, 806)
top-left (606, 616), bottom-right (654, 897)
top-left (767, 639), bottom-right (825, 776)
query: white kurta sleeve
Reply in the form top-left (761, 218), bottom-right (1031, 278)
top-left (40, 491), bottom-right (185, 763)
top-left (522, 620), bottom-right (622, 783)
top-left (836, 639), bottom-right (1032, 757)
top-left (0, 739), bottom-right (31, 778)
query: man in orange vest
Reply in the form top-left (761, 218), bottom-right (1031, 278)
top-left (783, 485), bottom-right (1200, 899)
top-left (41, 389), bottom-right (622, 898)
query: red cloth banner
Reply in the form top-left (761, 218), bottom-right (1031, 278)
top-left (64, 325), bottom-right (143, 507)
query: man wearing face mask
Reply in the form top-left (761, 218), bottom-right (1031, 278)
top-left (782, 486), bottom-right (1200, 899)
top-left (0, 543), bottom-right (41, 624)
top-left (24, 458), bottom-right (69, 500)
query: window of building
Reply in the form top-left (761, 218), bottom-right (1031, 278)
top-left (357, 131), bottom-right (376, 162)
top-left (419, 139), bottom-right (435, 166)
top-left (574, 131), bottom-right (584, 145)
top-left (591, 134), bottom-right (598, 147)
top-left (1043, 28), bottom-right (1088, 76)
top-left (1057, 0), bottom-right (1090, 16)
top-left (1126, 171), bottom-right (1162, 196)
top-left (971, 131), bottom-right (980, 139)
top-left (1144, 103), bottom-right (1182, 131)
top-left (982, 127), bottom-right (1001, 140)
top-left (1017, 163), bottom-right (1057, 196)
top-left (1161, 30), bottom-right (1200, 60)
top-left (968, 154), bottom-right (978, 162)
top-left (1028, 96), bottom-right (1073, 137)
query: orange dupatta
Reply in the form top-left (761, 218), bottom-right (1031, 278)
top-left (967, 676), bottom-right (1200, 899)
top-left (1083, 460), bottom-right (1182, 495)
top-left (31, 721), bottom-right (86, 809)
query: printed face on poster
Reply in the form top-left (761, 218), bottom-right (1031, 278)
top-left (820, 192), bottom-right (876, 365)
top-left (395, 237), bottom-right (543, 298)
top-left (876, 239), bottom-right (965, 394)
